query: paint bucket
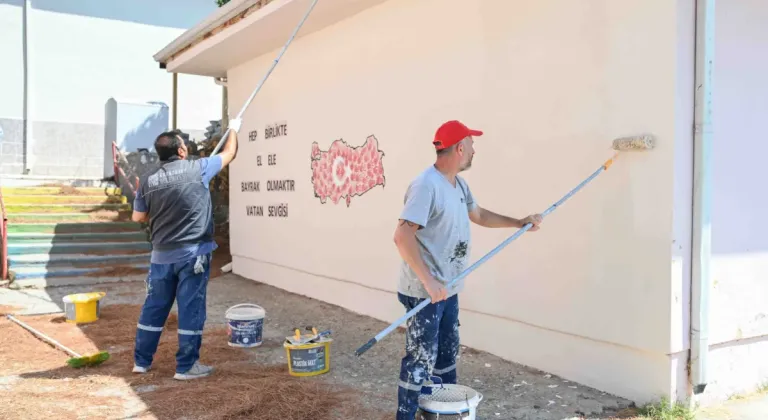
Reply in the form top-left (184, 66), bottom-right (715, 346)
top-left (283, 336), bottom-right (332, 377)
top-left (417, 378), bottom-right (484, 420)
top-left (63, 292), bottom-right (105, 324)
top-left (225, 303), bottom-right (266, 348)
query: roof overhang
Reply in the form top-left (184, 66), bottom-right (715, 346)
top-left (154, 0), bottom-right (390, 78)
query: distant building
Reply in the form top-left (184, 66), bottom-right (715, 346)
top-left (0, 0), bottom-right (223, 179)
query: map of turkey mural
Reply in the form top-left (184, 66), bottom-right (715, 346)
top-left (310, 135), bottom-right (386, 207)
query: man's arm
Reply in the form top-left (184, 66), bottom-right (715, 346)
top-left (469, 206), bottom-right (542, 230)
top-left (393, 220), bottom-right (448, 302)
top-left (132, 211), bottom-right (148, 223)
top-left (393, 182), bottom-right (447, 302)
top-left (218, 118), bottom-right (241, 168)
top-left (132, 193), bottom-right (149, 223)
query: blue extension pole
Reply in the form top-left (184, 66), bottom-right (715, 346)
top-left (355, 153), bottom-right (620, 357)
top-left (210, 0), bottom-right (320, 157)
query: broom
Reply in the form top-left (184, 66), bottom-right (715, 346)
top-left (6, 314), bottom-right (110, 368)
top-left (355, 134), bottom-right (657, 356)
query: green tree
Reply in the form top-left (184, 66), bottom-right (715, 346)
top-left (216, 0), bottom-right (230, 6)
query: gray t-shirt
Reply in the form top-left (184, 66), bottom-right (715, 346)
top-left (398, 165), bottom-right (477, 299)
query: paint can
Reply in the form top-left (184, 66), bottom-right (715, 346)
top-left (63, 292), bottom-right (106, 324)
top-left (416, 377), bottom-right (483, 420)
top-left (225, 303), bottom-right (265, 348)
top-left (283, 336), bottom-right (332, 377)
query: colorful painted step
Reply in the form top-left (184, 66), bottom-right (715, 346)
top-left (5, 213), bottom-right (132, 223)
top-left (2, 195), bottom-right (127, 204)
top-left (7, 222), bottom-right (143, 234)
top-left (0, 187), bottom-right (121, 196)
top-left (4, 203), bottom-right (132, 213)
top-left (10, 263), bottom-right (151, 280)
top-left (8, 252), bottom-right (151, 268)
top-left (7, 231), bottom-right (148, 243)
top-left (2, 183), bottom-right (152, 288)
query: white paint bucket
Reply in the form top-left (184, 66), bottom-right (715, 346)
top-left (417, 383), bottom-right (484, 420)
top-left (225, 303), bottom-right (266, 348)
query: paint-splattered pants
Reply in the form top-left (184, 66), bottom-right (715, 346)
top-left (134, 254), bottom-right (210, 373)
top-left (397, 292), bottom-right (460, 420)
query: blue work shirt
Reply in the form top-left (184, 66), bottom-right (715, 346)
top-left (134, 155), bottom-right (224, 265)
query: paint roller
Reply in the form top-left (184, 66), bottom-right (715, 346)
top-left (354, 134), bottom-right (656, 357)
top-left (209, 0), bottom-right (320, 157)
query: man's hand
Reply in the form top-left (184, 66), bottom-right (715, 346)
top-left (521, 214), bottom-right (543, 231)
top-left (423, 277), bottom-right (448, 303)
top-left (219, 117), bottom-right (240, 168)
top-left (228, 117), bottom-right (242, 133)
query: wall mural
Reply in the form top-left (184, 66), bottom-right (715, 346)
top-left (310, 135), bottom-right (386, 207)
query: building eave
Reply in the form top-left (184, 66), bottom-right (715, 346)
top-left (153, 0), bottom-right (266, 69)
top-left (154, 0), bottom-right (392, 78)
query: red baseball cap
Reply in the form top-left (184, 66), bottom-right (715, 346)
top-left (433, 120), bottom-right (483, 150)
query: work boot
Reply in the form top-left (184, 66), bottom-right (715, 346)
top-left (173, 362), bottom-right (214, 380)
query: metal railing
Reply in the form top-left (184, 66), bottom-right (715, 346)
top-left (112, 141), bottom-right (139, 196)
top-left (0, 186), bottom-right (8, 281)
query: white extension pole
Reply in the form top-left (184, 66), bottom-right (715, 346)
top-left (210, 0), bottom-right (320, 157)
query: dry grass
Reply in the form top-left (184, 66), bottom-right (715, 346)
top-left (0, 304), bottom-right (392, 420)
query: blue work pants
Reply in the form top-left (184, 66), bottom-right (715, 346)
top-left (396, 292), bottom-right (460, 420)
top-left (133, 254), bottom-right (210, 373)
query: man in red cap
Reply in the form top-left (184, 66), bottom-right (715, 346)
top-left (392, 120), bottom-right (543, 419)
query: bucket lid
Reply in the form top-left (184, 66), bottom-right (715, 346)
top-left (63, 292), bottom-right (106, 304)
top-left (418, 384), bottom-right (483, 414)
top-left (226, 303), bottom-right (266, 320)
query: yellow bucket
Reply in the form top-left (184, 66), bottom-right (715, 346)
top-left (62, 292), bottom-right (106, 324)
top-left (284, 338), bottom-right (332, 377)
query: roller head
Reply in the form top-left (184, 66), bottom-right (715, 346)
top-left (612, 134), bottom-right (656, 151)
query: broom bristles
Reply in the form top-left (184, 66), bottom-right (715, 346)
top-left (66, 351), bottom-right (110, 368)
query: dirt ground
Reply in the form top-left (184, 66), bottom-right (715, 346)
top-left (0, 270), bottom-right (642, 420)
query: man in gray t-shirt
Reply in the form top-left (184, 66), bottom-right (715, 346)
top-left (393, 120), bottom-right (543, 420)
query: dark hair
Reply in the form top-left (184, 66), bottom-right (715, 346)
top-left (435, 144), bottom-right (457, 156)
top-left (154, 131), bottom-right (183, 161)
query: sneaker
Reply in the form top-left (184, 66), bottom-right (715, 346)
top-left (173, 362), bottom-right (214, 380)
top-left (132, 365), bottom-right (150, 374)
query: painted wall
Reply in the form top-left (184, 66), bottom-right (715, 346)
top-left (227, 0), bottom-right (681, 404)
top-left (700, 0), bottom-right (768, 402)
top-left (0, 0), bottom-right (222, 177)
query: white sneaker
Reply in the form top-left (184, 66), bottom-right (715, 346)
top-left (173, 362), bottom-right (214, 380)
top-left (132, 365), bottom-right (150, 374)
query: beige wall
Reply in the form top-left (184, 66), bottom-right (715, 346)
top-left (227, 0), bottom-right (682, 403)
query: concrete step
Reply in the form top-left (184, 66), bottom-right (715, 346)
top-left (10, 263), bottom-right (149, 280)
top-left (8, 252), bottom-right (151, 268)
top-left (5, 203), bottom-right (132, 213)
top-left (7, 241), bottom-right (152, 255)
top-left (7, 222), bottom-right (143, 234)
top-left (2, 195), bottom-right (127, 204)
top-left (7, 231), bottom-right (148, 243)
top-left (10, 274), bottom-right (146, 289)
top-left (0, 186), bottom-right (121, 196)
top-left (5, 212), bottom-right (132, 223)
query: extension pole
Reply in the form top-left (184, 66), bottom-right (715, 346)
top-left (6, 314), bottom-right (82, 358)
top-left (355, 154), bottom-right (621, 357)
top-left (210, 0), bottom-right (320, 157)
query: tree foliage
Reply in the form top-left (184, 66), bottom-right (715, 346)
top-left (216, 0), bottom-right (231, 6)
